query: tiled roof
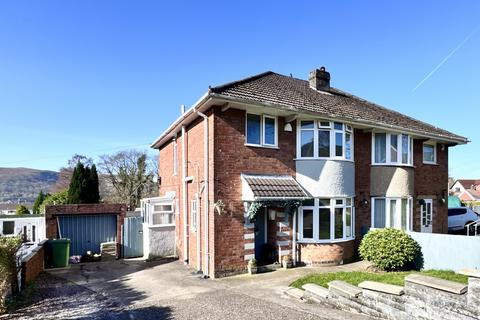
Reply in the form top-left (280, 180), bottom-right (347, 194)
top-left (242, 174), bottom-right (308, 199)
top-left (457, 180), bottom-right (480, 188)
top-left (211, 71), bottom-right (467, 143)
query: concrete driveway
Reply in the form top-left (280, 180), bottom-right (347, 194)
top-left (7, 259), bottom-right (374, 320)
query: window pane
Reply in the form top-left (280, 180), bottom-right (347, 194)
top-left (423, 144), bottom-right (435, 162)
top-left (318, 130), bottom-right (330, 157)
top-left (346, 198), bottom-right (352, 206)
top-left (264, 117), bottom-right (275, 145)
top-left (346, 207), bottom-right (352, 238)
top-left (153, 213), bottom-right (173, 225)
top-left (335, 208), bottom-right (344, 239)
top-left (402, 134), bottom-right (409, 164)
top-left (335, 132), bottom-right (343, 157)
top-left (345, 133), bottom-right (352, 160)
top-left (374, 199), bottom-right (386, 228)
top-left (301, 130), bottom-right (314, 157)
top-left (390, 134), bottom-right (398, 162)
top-left (153, 204), bottom-right (173, 212)
top-left (301, 121), bottom-right (314, 129)
top-left (335, 199), bottom-right (344, 206)
top-left (247, 114), bottom-right (261, 144)
top-left (334, 122), bottom-right (343, 130)
top-left (318, 199), bottom-right (330, 207)
top-left (319, 121), bottom-right (330, 128)
top-left (302, 210), bottom-right (314, 239)
top-left (302, 199), bottom-right (315, 207)
top-left (401, 199), bottom-right (408, 230)
top-left (319, 208), bottom-right (331, 240)
top-left (3, 221), bottom-right (14, 235)
top-left (375, 133), bottom-right (386, 163)
top-left (389, 199), bottom-right (397, 228)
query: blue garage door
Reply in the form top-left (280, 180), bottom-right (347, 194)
top-left (58, 215), bottom-right (117, 256)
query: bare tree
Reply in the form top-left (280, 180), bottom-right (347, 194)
top-left (51, 154), bottom-right (93, 192)
top-left (98, 150), bottom-right (157, 209)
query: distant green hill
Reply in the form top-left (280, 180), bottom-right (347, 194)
top-left (0, 167), bottom-right (58, 203)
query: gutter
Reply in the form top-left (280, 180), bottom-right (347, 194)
top-left (208, 93), bottom-right (469, 145)
top-left (151, 92), bottom-right (211, 149)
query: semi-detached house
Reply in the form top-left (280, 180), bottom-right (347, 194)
top-left (151, 67), bottom-right (468, 278)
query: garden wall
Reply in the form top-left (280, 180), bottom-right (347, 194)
top-left (408, 231), bottom-right (480, 271)
top-left (299, 271), bottom-right (480, 320)
top-left (20, 240), bottom-right (47, 290)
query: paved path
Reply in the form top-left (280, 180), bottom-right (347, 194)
top-left (4, 259), bottom-right (375, 320)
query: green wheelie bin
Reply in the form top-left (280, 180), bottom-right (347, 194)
top-left (49, 238), bottom-right (70, 268)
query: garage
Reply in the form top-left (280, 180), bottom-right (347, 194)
top-left (45, 204), bottom-right (126, 258)
top-left (58, 214), bottom-right (117, 256)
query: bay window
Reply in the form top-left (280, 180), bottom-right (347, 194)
top-left (373, 132), bottom-right (413, 165)
top-left (371, 197), bottom-right (412, 231)
top-left (246, 113), bottom-right (278, 147)
top-left (297, 120), bottom-right (353, 160)
top-left (299, 198), bottom-right (355, 242)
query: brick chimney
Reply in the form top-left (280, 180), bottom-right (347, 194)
top-left (309, 66), bottom-right (330, 91)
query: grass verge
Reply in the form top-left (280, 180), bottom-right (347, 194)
top-left (290, 270), bottom-right (468, 289)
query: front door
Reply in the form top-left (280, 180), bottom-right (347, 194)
top-left (254, 210), bottom-right (267, 262)
top-left (421, 199), bottom-right (433, 233)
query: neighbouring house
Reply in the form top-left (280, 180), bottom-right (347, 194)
top-left (450, 179), bottom-right (480, 204)
top-left (0, 203), bottom-right (32, 215)
top-left (151, 67), bottom-right (468, 278)
top-left (0, 214), bottom-right (45, 243)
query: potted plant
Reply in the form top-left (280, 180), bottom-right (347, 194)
top-left (282, 254), bottom-right (293, 269)
top-left (247, 258), bottom-right (257, 275)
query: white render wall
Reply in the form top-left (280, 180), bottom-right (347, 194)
top-left (296, 160), bottom-right (355, 198)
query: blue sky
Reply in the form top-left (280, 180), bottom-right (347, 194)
top-left (0, 1), bottom-right (479, 178)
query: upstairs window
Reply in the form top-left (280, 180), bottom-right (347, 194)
top-left (246, 113), bottom-right (277, 147)
top-left (297, 120), bottom-right (353, 160)
top-left (373, 132), bottom-right (413, 165)
top-left (423, 142), bottom-right (436, 164)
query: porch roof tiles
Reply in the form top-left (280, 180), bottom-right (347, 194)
top-left (242, 174), bottom-right (308, 199)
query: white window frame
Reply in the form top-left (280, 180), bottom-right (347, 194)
top-left (245, 112), bottom-right (278, 148)
top-left (372, 132), bottom-right (413, 166)
top-left (296, 119), bottom-right (354, 161)
top-left (298, 198), bottom-right (355, 243)
top-left (149, 200), bottom-right (175, 227)
top-left (371, 197), bottom-right (412, 231)
top-left (423, 142), bottom-right (437, 164)
top-left (191, 199), bottom-right (198, 231)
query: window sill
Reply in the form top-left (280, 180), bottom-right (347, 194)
top-left (371, 163), bottom-right (414, 168)
top-left (422, 161), bottom-right (438, 165)
top-left (294, 158), bottom-right (354, 163)
top-left (244, 143), bottom-right (279, 149)
top-left (297, 237), bottom-right (355, 244)
top-left (147, 224), bottom-right (175, 229)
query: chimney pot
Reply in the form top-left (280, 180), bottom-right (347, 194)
top-left (309, 67), bottom-right (331, 91)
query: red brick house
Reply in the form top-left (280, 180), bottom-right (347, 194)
top-left (151, 67), bottom-right (468, 278)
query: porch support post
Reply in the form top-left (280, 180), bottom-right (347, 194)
top-left (293, 209), bottom-right (297, 266)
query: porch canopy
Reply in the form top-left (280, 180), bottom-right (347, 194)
top-left (241, 173), bottom-right (309, 201)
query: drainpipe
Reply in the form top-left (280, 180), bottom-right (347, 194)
top-left (182, 125), bottom-right (188, 263)
top-left (292, 209), bottom-right (297, 267)
top-left (195, 109), bottom-right (209, 278)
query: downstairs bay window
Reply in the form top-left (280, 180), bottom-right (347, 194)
top-left (371, 197), bottom-right (412, 231)
top-left (299, 198), bottom-right (355, 242)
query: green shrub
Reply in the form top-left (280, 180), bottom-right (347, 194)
top-left (15, 206), bottom-right (29, 215)
top-left (359, 228), bottom-right (421, 271)
top-left (0, 236), bottom-right (23, 313)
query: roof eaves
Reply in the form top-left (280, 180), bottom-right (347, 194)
top-left (210, 92), bottom-right (468, 144)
